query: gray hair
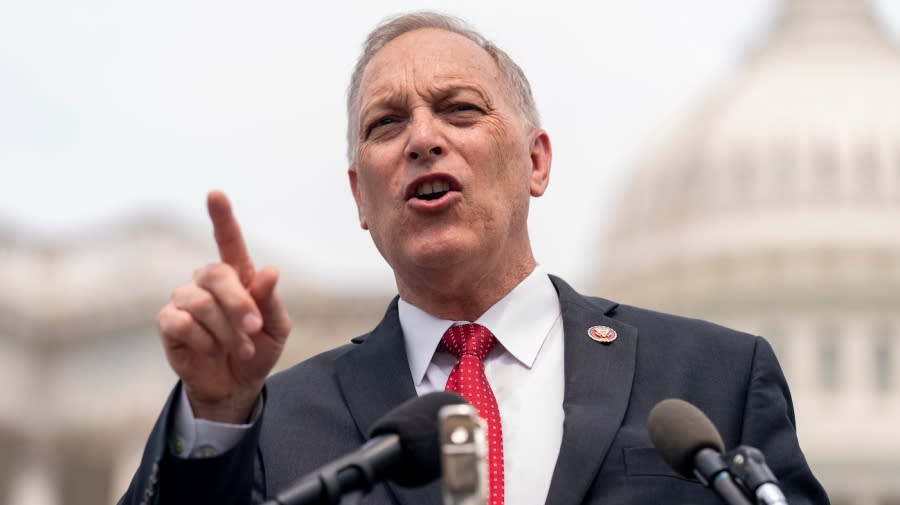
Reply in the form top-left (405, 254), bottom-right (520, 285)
top-left (346, 11), bottom-right (541, 162)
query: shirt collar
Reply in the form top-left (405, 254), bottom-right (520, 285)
top-left (399, 265), bottom-right (561, 386)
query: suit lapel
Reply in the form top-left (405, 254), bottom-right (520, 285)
top-left (334, 277), bottom-right (637, 505)
top-left (544, 276), bottom-right (638, 505)
top-left (334, 298), bottom-right (443, 505)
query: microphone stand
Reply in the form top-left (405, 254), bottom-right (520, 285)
top-left (694, 448), bottom-right (753, 505)
top-left (263, 435), bottom-right (401, 505)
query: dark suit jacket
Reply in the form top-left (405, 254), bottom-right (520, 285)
top-left (119, 275), bottom-right (829, 505)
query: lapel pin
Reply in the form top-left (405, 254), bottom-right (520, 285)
top-left (587, 325), bottom-right (617, 344)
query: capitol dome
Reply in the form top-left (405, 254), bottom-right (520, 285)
top-left (594, 1), bottom-right (900, 503)
top-left (598, 0), bottom-right (900, 314)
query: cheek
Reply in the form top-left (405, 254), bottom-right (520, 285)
top-left (457, 120), bottom-right (514, 174)
top-left (480, 125), bottom-right (535, 223)
top-left (482, 126), bottom-right (531, 188)
top-left (355, 159), bottom-right (404, 226)
top-left (357, 137), bottom-right (406, 176)
top-left (356, 170), bottom-right (387, 215)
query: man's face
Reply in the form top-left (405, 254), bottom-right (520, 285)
top-left (349, 28), bottom-right (550, 280)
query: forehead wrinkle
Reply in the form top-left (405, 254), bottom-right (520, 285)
top-left (359, 59), bottom-right (421, 116)
top-left (360, 78), bottom-right (494, 122)
top-left (361, 86), bottom-right (408, 115)
top-left (409, 71), bottom-right (498, 105)
top-left (356, 30), bottom-right (510, 132)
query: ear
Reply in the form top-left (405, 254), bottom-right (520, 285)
top-left (528, 129), bottom-right (552, 197)
top-left (348, 166), bottom-right (369, 230)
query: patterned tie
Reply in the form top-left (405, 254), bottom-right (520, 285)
top-left (441, 323), bottom-right (504, 505)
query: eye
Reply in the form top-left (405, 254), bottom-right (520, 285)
top-left (449, 103), bottom-right (482, 113)
top-left (365, 116), bottom-right (400, 137)
top-left (443, 103), bottom-right (484, 126)
top-left (375, 117), bottom-right (396, 127)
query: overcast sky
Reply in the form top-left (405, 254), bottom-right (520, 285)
top-left (3, 0), bottom-right (900, 292)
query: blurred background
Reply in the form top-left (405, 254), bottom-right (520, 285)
top-left (2, 0), bottom-right (899, 503)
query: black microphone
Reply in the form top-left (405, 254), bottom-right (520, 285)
top-left (264, 392), bottom-right (467, 505)
top-left (647, 399), bottom-right (753, 505)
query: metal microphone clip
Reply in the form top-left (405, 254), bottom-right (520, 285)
top-left (439, 404), bottom-right (487, 505)
top-left (724, 446), bottom-right (789, 505)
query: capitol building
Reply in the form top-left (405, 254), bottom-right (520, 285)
top-left (1, 0), bottom-right (899, 504)
top-left (596, 0), bottom-right (900, 503)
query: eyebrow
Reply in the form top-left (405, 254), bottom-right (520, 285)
top-left (361, 82), bottom-right (491, 118)
top-left (433, 84), bottom-right (491, 104)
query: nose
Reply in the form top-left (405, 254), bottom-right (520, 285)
top-left (404, 111), bottom-right (447, 161)
top-left (408, 146), bottom-right (443, 160)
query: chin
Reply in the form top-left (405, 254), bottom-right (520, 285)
top-left (401, 237), bottom-right (476, 271)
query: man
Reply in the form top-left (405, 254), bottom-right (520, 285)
top-left (120, 12), bottom-right (829, 505)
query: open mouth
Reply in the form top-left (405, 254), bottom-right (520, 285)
top-left (416, 180), bottom-right (451, 201)
top-left (406, 176), bottom-right (461, 202)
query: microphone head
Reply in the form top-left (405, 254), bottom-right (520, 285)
top-left (368, 391), bottom-right (468, 487)
top-left (647, 398), bottom-right (725, 478)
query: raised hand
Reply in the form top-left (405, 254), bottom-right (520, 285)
top-left (157, 190), bottom-right (292, 423)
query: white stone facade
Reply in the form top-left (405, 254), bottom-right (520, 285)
top-left (0, 219), bottom-right (391, 504)
top-left (2, 1), bottom-right (898, 504)
top-left (596, 1), bottom-right (900, 504)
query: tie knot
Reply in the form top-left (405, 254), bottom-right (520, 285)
top-left (441, 323), bottom-right (496, 361)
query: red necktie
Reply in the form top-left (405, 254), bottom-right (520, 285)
top-left (441, 323), bottom-right (504, 505)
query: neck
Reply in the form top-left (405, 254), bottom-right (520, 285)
top-left (395, 255), bottom-right (537, 321)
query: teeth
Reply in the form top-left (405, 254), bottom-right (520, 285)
top-left (417, 181), bottom-right (434, 196)
top-left (416, 180), bottom-right (451, 196)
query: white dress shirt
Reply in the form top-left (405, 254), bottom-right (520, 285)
top-left (174, 266), bottom-right (565, 505)
top-left (400, 265), bottom-right (565, 505)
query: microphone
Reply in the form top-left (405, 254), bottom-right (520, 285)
top-left (439, 403), bottom-right (487, 505)
top-left (264, 391), bottom-right (467, 505)
top-left (726, 446), bottom-right (788, 505)
top-left (647, 399), bottom-right (753, 505)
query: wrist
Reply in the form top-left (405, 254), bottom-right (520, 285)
top-left (184, 386), bottom-right (261, 424)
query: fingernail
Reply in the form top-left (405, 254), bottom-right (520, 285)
top-left (243, 313), bottom-right (262, 333)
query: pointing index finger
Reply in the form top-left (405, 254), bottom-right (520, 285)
top-left (207, 190), bottom-right (255, 286)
